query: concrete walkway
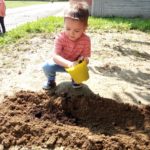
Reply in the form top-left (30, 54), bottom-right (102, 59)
top-left (5, 2), bottom-right (68, 31)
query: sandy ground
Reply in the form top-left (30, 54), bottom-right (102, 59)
top-left (0, 30), bottom-right (150, 105)
top-left (0, 30), bottom-right (150, 149)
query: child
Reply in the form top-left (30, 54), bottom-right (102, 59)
top-left (69, 0), bottom-right (92, 14)
top-left (0, 0), bottom-right (6, 34)
top-left (42, 2), bottom-right (91, 89)
top-left (69, 0), bottom-right (92, 7)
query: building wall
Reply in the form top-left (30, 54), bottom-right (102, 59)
top-left (91, 0), bottom-right (150, 18)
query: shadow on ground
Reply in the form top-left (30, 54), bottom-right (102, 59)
top-left (113, 45), bottom-right (150, 61)
top-left (91, 62), bottom-right (150, 104)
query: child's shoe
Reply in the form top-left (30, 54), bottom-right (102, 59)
top-left (72, 80), bottom-right (82, 89)
top-left (43, 80), bottom-right (56, 90)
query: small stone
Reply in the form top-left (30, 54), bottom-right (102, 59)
top-left (18, 70), bottom-right (22, 75)
top-left (46, 135), bottom-right (57, 148)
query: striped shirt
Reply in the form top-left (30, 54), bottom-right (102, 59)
top-left (53, 32), bottom-right (91, 61)
top-left (0, 0), bottom-right (6, 17)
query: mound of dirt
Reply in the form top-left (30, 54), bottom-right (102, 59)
top-left (0, 88), bottom-right (150, 150)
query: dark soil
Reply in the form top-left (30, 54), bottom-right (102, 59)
top-left (0, 87), bottom-right (150, 150)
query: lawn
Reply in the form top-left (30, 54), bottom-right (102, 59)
top-left (0, 16), bottom-right (150, 47)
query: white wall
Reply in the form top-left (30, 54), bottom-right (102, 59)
top-left (91, 0), bottom-right (150, 18)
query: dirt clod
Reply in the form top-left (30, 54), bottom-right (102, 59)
top-left (0, 90), bottom-right (150, 149)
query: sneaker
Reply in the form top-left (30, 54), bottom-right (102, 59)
top-left (42, 81), bottom-right (56, 90)
top-left (72, 80), bottom-right (82, 89)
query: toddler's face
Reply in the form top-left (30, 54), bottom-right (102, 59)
top-left (64, 18), bottom-right (87, 41)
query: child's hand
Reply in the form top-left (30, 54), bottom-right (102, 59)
top-left (84, 57), bottom-right (89, 64)
top-left (68, 61), bottom-right (78, 68)
top-left (78, 56), bottom-right (89, 64)
top-left (78, 56), bottom-right (84, 62)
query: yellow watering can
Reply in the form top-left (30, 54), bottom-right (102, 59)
top-left (65, 60), bottom-right (89, 84)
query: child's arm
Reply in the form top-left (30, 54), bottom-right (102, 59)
top-left (53, 33), bottom-right (77, 68)
top-left (78, 35), bottom-right (91, 64)
top-left (53, 53), bottom-right (77, 68)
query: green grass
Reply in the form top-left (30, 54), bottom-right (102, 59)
top-left (0, 16), bottom-right (150, 47)
top-left (89, 17), bottom-right (150, 32)
top-left (5, 0), bottom-right (49, 8)
top-left (0, 16), bottom-right (63, 47)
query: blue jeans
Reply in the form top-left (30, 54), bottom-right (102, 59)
top-left (0, 17), bottom-right (6, 33)
top-left (42, 60), bottom-right (66, 81)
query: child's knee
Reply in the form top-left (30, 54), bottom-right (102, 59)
top-left (42, 62), bottom-right (55, 73)
top-left (42, 62), bottom-right (50, 72)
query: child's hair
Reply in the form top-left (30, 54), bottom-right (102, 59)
top-left (64, 2), bottom-right (89, 26)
